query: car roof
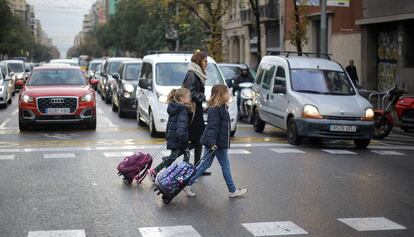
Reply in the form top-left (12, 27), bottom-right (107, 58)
top-left (36, 64), bottom-right (81, 70)
top-left (121, 59), bottom-right (143, 64)
top-left (261, 56), bottom-right (343, 71)
top-left (106, 57), bottom-right (140, 62)
top-left (3, 60), bottom-right (24, 64)
top-left (143, 54), bottom-right (217, 64)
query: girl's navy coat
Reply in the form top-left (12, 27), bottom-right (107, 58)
top-left (200, 106), bottom-right (230, 149)
top-left (166, 102), bottom-right (189, 150)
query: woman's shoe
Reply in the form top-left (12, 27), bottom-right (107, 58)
top-left (229, 188), bottom-right (248, 198)
top-left (183, 186), bottom-right (196, 197)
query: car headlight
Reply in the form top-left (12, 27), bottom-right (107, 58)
top-left (158, 94), bottom-right (168, 104)
top-left (124, 92), bottom-right (131, 98)
top-left (16, 74), bottom-right (23, 80)
top-left (241, 89), bottom-right (254, 98)
top-left (21, 94), bottom-right (34, 103)
top-left (302, 104), bottom-right (323, 119)
top-left (123, 84), bottom-right (134, 93)
top-left (362, 108), bottom-right (374, 121)
top-left (81, 93), bottom-right (94, 102)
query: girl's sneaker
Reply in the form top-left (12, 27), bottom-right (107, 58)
top-left (229, 188), bottom-right (248, 198)
top-left (148, 169), bottom-right (157, 183)
top-left (183, 186), bottom-right (196, 197)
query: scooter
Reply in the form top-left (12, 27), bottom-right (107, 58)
top-left (370, 85), bottom-right (414, 139)
top-left (236, 82), bottom-right (255, 123)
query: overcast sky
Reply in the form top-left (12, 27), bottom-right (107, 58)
top-left (26, 0), bottom-right (96, 58)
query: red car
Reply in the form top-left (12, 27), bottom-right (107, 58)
top-left (18, 65), bottom-right (99, 131)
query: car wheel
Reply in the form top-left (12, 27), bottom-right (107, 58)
top-left (230, 127), bottom-right (236, 137)
top-left (19, 118), bottom-right (29, 131)
top-left (12, 91), bottom-right (15, 97)
top-left (7, 96), bottom-right (12, 104)
top-left (86, 118), bottom-right (97, 130)
top-left (354, 139), bottom-right (370, 149)
top-left (105, 93), bottom-right (111, 104)
top-left (112, 99), bottom-right (117, 112)
top-left (136, 104), bottom-right (145, 127)
top-left (253, 109), bottom-right (265, 133)
top-left (149, 110), bottom-right (159, 138)
top-left (287, 117), bottom-right (302, 145)
top-left (118, 101), bottom-right (125, 118)
top-left (0, 103), bottom-right (6, 109)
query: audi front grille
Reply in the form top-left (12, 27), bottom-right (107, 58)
top-left (36, 97), bottom-right (78, 114)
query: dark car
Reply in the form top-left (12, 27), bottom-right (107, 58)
top-left (111, 60), bottom-right (142, 117)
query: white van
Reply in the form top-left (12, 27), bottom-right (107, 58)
top-left (136, 53), bottom-right (238, 137)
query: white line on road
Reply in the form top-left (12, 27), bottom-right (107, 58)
top-left (322, 149), bottom-right (357, 155)
top-left (28, 229), bottom-right (86, 237)
top-left (0, 118), bottom-right (11, 129)
top-left (271, 148), bottom-right (305, 154)
top-left (43, 153), bottom-right (77, 159)
top-left (228, 149), bottom-right (251, 154)
top-left (139, 225), bottom-right (202, 237)
top-left (338, 217), bottom-right (407, 232)
top-left (371, 150), bottom-right (405, 156)
top-left (11, 109), bottom-right (18, 116)
top-left (242, 221), bottom-right (308, 236)
top-left (96, 107), bottom-right (104, 115)
top-left (103, 151), bottom-right (134, 158)
top-left (0, 155), bottom-right (15, 160)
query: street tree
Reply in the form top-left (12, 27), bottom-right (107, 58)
top-left (288, 0), bottom-right (308, 55)
top-left (248, 0), bottom-right (262, 61)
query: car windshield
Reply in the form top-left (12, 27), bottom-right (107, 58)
top-left (156, 63), bottom-right (224, 86)
top-left (291, 69), bottom-right (356, 95)
top-left (27, 69), bottom-right (87, 86)
top-left (8, 63), bottom-right (24, 73)
top-left (109, 61), bottom-right (122, 75)
top-left (89, 62), bottom-right (101, 71)
top-left (125, 63), bottom-right (142, 80)
top-left (220, 66), bottom-right (240, 79)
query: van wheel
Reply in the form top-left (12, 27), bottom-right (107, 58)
top-left (253, 109), bottom-right (265, 133)
top-left (118, 103), bottom-right (125, 118)
top-left (287, 118), bottom-right (302, 145)
top-left (149, 110), bottom-right (159, 137)
top-left (136, 104), bottom-right (145, 127)
top-left (112, 99), bottom-right (117, 112)
top-left (231, 127), bottom-right (236, 137)
top-left (354, 139), bottom-right (370, 149)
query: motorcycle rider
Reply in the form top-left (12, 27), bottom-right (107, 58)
top-left (233, 65), bottom-right (254, 111)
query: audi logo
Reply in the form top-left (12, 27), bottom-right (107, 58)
top-left (50, 98), bottom-right (64, 104)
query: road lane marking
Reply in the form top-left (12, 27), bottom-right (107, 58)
top-left (11, 109), bottom-right (18, 116)
top-left (228, 149), bottom-right (251, 154)
top-left (270, 148), bottom-right (305, 154)
top-left (322, 149), bottom-right (357, 155)
top-left (371, 150), bottom-right (405, 156)
top-left (242, 221), bottom-right (308, 236)
top-left (96, 107), bottom-right (104, 114)
top-left (28, 229), bottom-right (86, 237)
top-left (0, 118), bottom-right (11, 129)
top-left (103, 151), bottom-right (134, 158)
top-left (139, 225), bottom-right (202, 237)
top-left (0, 155), bottom-right (15, 160)
top-left (338, 217), bottom-right (407, 231)
top-left (43, 153), bottom-right (77, 159)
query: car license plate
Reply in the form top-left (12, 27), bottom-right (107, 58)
top-left (330, 125), bottom-right (357, 132)
top-left (46, 108), bottom-right (70, 114)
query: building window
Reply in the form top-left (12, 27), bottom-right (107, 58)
top-left (404, 21), bottom-right (414, 68)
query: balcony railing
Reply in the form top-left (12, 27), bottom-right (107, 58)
top-left (240, 0), bottom-right (279, 25)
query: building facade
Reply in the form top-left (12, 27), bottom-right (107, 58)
top-left (356, 0), bottom-right (414, 93)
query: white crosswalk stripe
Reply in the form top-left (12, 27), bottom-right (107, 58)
top-left (28, 229), bottom-right (85, 237)
top-left (338, 217), bottom-right (407, 231)
top-left (371, 150), bottom-right (405, 156)
top-left (322, 149), bottom-right (357, 155)
top-left (103, 151), bottom-right (134, 158)
top-left (229, 149), bottom-right (251, 154)
top-left (139, 225), bottom-right (202, 237)
top-left (270, 148), bottom-right (305, 154)
top-left (242, 221), bottom-right (308, 236)
top-left (43, 153), bottom-right (77, 159)
top-left (0, 155), bottom-right (15, 160)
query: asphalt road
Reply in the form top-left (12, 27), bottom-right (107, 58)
top-left (0, 94), bottom-right (413, 237)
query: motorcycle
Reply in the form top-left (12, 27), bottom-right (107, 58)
top-left (236, 82), bottom-right (255, 123)
top-left (370, 85), bottom-right (414, 139)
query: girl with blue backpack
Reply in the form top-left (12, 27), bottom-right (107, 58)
top-left (149, 88), bottom-right (192, 183)
top-left (183, 84), bottom-right (248, 198)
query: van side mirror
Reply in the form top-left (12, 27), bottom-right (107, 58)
top-left (273, 85), bottom-right (286, 94)
top-left (138, 78), bottom-right (150, 90)
top-left (225, 78), bottom-right (234, 88)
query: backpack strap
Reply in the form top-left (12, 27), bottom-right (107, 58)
top-left (135, 155), bottom-right (153, 184)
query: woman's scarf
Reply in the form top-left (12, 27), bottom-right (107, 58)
top-left (188, 62), bottom-right (207, 85)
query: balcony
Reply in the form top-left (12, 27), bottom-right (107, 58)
top-left (240, 0), bottom-right (279, 25)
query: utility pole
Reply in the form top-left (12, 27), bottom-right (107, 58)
top-left (320, 0), bottom-right (327, 58)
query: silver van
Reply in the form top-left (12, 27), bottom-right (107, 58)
top-left (252, 56), bottom-right (375, 148)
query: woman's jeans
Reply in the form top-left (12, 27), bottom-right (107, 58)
top-left (188, 147), bottom-right (236, 193)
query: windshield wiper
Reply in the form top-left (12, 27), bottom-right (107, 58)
top-left (295, 90), bottom-right (326, 94)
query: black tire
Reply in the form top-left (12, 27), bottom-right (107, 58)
top-left (0, 104), bottom-right (6, 109)
top-left (253, 109), bottom-right (265, 133)
top-left (231, 127), bottom-right (236, 137)
top-left (373, 115), bottom-right (393, 139)
top-left (105, 93), bottom-right (111, 104)
top-left (287, 117), bottom-right (302, 145)
top-left (354, 139), bottom-right (370, 149)
top-left (86, 119), bottom-right (97, 130)
top-left (19, 119), bottom-right (29, 131)
top-left (112, 99), bottom-right (117, 112)
top-left (136, 103), bottom-right (145, 126)
top-left (118, 102), bottom-right (125, 118)
top-left (7, 96), bottom-right (12, 104)
top-left (12, 91), bottom-right (15, 97)
top-left (149, 110), bottom-right (159, 138)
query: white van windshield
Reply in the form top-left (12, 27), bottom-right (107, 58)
top-left (156, 63), bottom-right (224, 86)
top-left (291, 69), bottom-right (356, 95)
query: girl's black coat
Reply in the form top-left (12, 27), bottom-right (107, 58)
top-left (200, 106), bottom-right (230, 149)
top-left (165, 102), bottom-right (189, 150)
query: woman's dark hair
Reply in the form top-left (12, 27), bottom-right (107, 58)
top-left (191, 50), bottom-right (208, 70)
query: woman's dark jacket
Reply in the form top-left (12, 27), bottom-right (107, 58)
top-left (200, 106), bottom-right (231, 149)
top-left (182, 71), bottom-right (205, 144)
top-left (166, 102), bottom-right (189, 150)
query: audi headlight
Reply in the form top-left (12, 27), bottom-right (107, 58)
top-left (81, 93), bottom-right (94, 102)
top-left (21, 94), bottom-right (34, 103)
top-left (158, 94), bottom-right (168, 104)
top-left (302, 105), bottom-right (323, 119)
top-left (123, 84), bottom-right (134, 93)
top-left (362, 108), bottom-right (374, 121)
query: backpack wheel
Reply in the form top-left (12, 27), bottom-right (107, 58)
top-left (123, 178), bottom-right (133, 185)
